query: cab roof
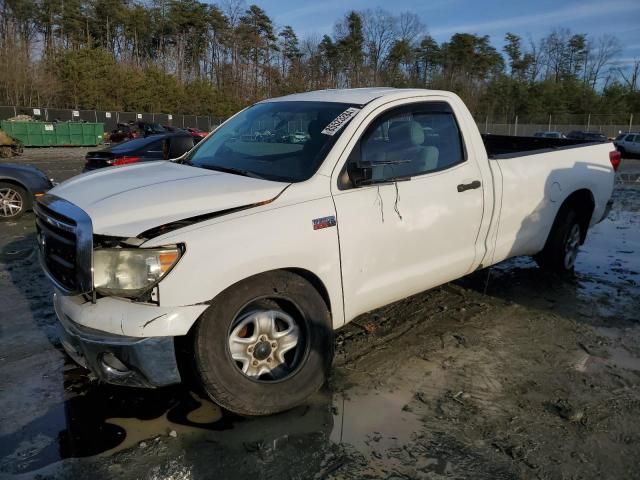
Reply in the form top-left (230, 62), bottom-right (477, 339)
top-left (262, 87), bottom-right (439, 105)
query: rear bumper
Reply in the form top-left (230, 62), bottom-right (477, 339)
top-left (55, 294), bottom-right (181, 388)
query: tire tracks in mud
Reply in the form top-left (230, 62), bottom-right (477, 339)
top-left (327, 258), bottom-right (640, 479)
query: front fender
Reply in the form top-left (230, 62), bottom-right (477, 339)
top-left (145, 195), bottom-right (345, 330)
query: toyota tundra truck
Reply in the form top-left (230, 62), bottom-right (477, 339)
top-left (36, 88), bottom-right (619, 415)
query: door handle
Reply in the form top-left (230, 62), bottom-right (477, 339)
top-left (457, 180), bottom-right (481, 192)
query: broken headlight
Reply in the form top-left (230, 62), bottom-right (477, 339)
top-left (93, 247), bottom-right (181, 297)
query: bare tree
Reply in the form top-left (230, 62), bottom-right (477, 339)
top-left (584, 34), bottom-right (622, 88)
top-left (360, 8), bottom-right (397, 84)
top-left (617, 59), bottom-right (640, 92)
top-left (397, 12), bottom-right (424, 43)
top-left (527, 35), bottom-right (545, 82)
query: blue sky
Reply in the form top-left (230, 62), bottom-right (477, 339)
top-left (253, 0), bottom-right (640, 68)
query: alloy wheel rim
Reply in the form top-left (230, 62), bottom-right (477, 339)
top-left (228, 308), bottom-right (302, 381)
top-left (0, 188), bottom-right (23, 218)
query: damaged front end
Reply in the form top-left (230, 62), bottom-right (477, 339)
top-left (35, 194), bottom-right (209, 388)
top-left (55, 292), bottom-right (181, 387)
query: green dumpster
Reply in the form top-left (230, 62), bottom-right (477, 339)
top-left (0, 121), bottom-right (103, 147)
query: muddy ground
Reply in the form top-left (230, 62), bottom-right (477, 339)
top-left (0, 148), bottom-right (639, 480)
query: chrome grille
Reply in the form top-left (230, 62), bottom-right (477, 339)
top-left (35, 195), bottom-right (93, 295)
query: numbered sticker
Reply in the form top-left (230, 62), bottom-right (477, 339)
top-left (33, 108), bottom-right (41, 116)
top-left (321, 107), bottom-right (361, 136)
top-left (44, 124), bottom-right (54, 131)
top-left (105, 112), bottom-right (111, 118)
top-left (72, 110), bottom-right (79, 117)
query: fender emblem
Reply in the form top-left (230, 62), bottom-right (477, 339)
top-left (312, 216), bottom-right (337, 230)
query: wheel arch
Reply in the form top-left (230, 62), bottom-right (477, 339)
top-left (556, 188), bottom-right (595, 244)
top-left (185, 267), bottom-right (333, 337)
top-left (282, 267), bottom-right (332, 315)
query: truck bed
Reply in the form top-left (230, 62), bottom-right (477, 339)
top-left (482, 134), bottom-right (598, 159)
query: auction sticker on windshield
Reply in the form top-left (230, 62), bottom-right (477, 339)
top-left (322, 107), bottom-right (361, 136)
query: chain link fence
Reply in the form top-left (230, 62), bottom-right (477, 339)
top-left (474, 113), bottom-right (639, 138)
top-left (0, 106), bottom-right (225, 133)
top-left (2, 105), bottom-right (639, 140)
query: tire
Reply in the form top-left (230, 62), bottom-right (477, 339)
top-left (193, 270), bottom-right (334, 416)
top-left (535, 207), bottom-right (582, 273)
top-left (0, 182), bottom-right (28, 220)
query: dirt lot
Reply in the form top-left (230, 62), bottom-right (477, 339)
top-left (0, 148), bottom-right (639, 480)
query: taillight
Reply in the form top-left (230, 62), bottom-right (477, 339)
top-left (609, 150), bottom-right (621, 171)
top-left (113, 156), bottom-right (141, 166)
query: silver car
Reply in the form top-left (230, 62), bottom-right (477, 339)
top-left (615, 133), bottom-right (640, 157)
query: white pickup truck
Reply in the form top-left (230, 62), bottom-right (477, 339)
top-left (37, 88), bottom-right (619, 415)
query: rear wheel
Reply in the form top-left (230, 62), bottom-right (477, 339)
top-left (535, 208), bottom-right (582, 273)
top-left (193, 271), bottom-right (333, 416)
top-left (0, 182), bottom-right (27, 220)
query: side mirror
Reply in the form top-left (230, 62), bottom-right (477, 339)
top-left (163, 136), bottom-right (195, 160)
top-left (345, 143), bottom-right (411, 187)
top-left (347, 160), bottom-right (389, 187)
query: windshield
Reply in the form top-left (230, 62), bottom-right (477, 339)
top-left (185, 101), bottom-right (360, 182)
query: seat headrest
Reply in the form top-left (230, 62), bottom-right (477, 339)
top-left (388, 120), bottom-right (424, 146)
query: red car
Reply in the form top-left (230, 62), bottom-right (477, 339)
top-left (185, 127), bottom-right (208, 143)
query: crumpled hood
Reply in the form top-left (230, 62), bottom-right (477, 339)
top-left (50, 161), bottom-right (288, 237)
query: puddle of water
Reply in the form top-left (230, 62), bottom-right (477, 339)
top-left (0, 366), bottom-right (338, 475)
top-left (0, 379), bottom-right (237, 474)
top-left (329, 358), bottom-right (453, 474)
top-left (331, 387), bottom-right (419, 450)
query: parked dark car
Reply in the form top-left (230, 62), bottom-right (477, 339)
top-left (138, 122), bottom-right (166, 137)
top-left (84, 133), bottom-right (195, 171)
top-left (109, 123), bottom-right (140, 143)
top-left (0, 163), bottom-right (53, 219)
top-left (162, 125), bottom-right (184, 133)
top-left (566, 131), bottom-right (607, 142)
top-left (533, 131), bottom-right (565, 138)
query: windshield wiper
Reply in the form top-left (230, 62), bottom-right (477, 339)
top-left (198, 164), bottom-right (265, 180)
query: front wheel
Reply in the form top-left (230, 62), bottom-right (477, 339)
top-left (193, 271), bottom-right (333, 416)
top-left (535, 208), bottom-right (582, 273)
top-left (0, 182), bottom-right (28, 220)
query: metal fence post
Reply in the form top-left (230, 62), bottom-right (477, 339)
top-left (514, 115), bottom-right (518, 136)
top-left (630, 114), bottom-right (634, 133)
top-left (586, 113), bottom-right (591, 131)
top-left (484, 115), bottom-right (488, 133)
top-left (548, 114), bottom-right (552, 132)
top-left (94, 110), bottom-right (98, 122)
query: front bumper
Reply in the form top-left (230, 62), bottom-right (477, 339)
top-left (55, 295), bottom-right (182, 388)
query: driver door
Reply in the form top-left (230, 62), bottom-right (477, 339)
top-left (332, 101), bottom-right (486, 321)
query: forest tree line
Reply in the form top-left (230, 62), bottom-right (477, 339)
top-left (1, 0), bottom-right (639, 121)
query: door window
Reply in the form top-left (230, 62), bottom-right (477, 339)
top-left (355, 103), bottom-right (465, 181)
